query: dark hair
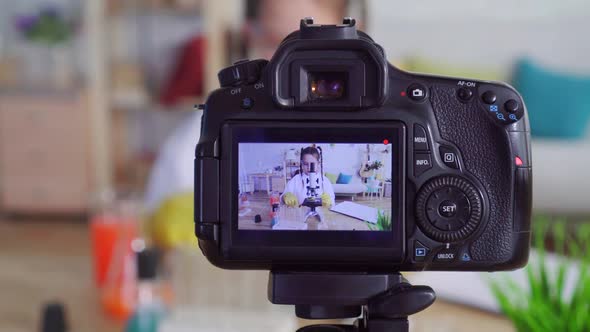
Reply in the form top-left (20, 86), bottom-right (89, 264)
top-left (299, 146), bottom-right (324, 192)
top-left (245, 0), bottom-right (368, 26)
top-left (300, 146), bottom-right (321, 162)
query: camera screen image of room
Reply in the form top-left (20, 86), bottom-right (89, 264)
top-left (237, 143), bottom-right (394, 231)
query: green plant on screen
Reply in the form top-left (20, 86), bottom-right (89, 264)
top-left (367, 210), bottom-right (392, 231)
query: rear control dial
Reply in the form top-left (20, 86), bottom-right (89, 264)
top-left (416, 176), bottom-right (483, 242)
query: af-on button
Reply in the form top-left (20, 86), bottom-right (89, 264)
top-left (457, 87), bottom-right (473, 102)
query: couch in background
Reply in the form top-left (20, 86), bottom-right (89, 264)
top-left (325, 171), bottom-right (367, 200)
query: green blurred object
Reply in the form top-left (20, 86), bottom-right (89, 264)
top-left (15, 8), bottom-right (75, 45)
top-left (149, 192), bottom-right (196, 249)
top-left (490, 217), bottom-right (590, 332)
top-left (29, 14), bottom-right (70, 44)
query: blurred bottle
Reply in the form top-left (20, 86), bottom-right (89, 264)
top-left (90, 191), bottom-right (140, 321)
top-left (125, 246), bottom-right (166, 332)
top-left (40, 302), bottom-right (68, 332)
top-left (269, 191), bottom-right (280, 228)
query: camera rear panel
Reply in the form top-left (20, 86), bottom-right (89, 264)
top-left (195, 19), bottom-right (531, 272)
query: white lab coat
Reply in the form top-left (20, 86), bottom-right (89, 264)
top-left (281, 173), bottom-right (336, 206)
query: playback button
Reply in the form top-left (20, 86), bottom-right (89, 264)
top-left (414, 240), bottom-right (429, 261)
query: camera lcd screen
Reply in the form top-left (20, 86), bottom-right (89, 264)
top-left (238, 142), bottom-right (393, 232)
top-left (225, 123), bottom-right (404, 249)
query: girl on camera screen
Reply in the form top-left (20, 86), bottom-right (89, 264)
top-left (281, 146), bottom-right (336, 208)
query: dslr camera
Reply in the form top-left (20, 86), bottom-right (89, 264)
top-left (195, 18), bottom-right (532, 272)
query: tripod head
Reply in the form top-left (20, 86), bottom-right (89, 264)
top-left (268, 272), bottom-right (436, 332)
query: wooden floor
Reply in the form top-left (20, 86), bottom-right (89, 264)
top-left (0, 217), bottom-right (514, 332)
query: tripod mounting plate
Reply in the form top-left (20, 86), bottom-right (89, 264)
top-left (268, 271), bottom-right (435, 332)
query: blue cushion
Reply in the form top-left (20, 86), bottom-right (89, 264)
top-left (512, 59), bottom-right (590, 138)
top-left (336, 173), bottom-right (353, 184)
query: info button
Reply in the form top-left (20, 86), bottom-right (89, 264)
top-left (414, 153), bottom-right (432, 177)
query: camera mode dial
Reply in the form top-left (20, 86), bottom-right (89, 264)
top-left (416, 176), bottom-right (483, 243)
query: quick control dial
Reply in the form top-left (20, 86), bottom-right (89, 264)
top-left (416, 176), bottom-right (483, 243)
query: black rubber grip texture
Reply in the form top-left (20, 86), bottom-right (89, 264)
top-left (429, 86), bottom-right (513, 261)
top-left (415, 176), bottom-right (482, 243)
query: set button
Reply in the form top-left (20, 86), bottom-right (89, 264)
top-left (425, 186), bottom-right (472, 232)
top-left (438, 200), bottom-right (458, 218)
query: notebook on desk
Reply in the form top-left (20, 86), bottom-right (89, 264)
top-left (330, 201), bottom-right (378, 224)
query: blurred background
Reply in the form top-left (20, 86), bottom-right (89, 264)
top-left (0, 0), bottom-right (589, 331)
